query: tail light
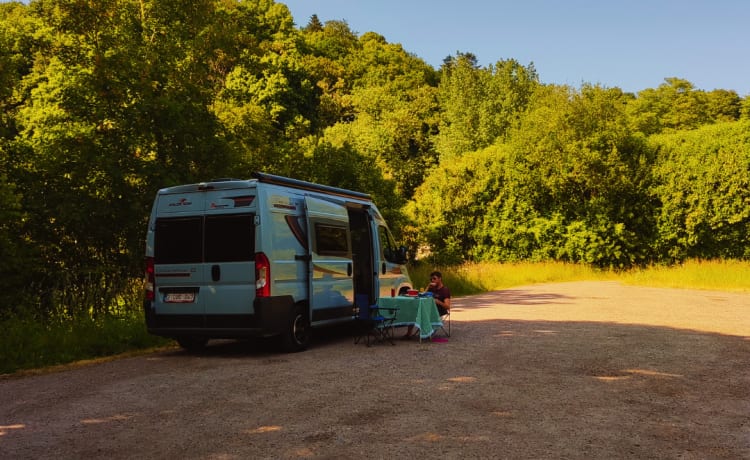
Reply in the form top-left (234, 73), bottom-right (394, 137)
top-left (145, 257), bottom-right (155, 301)
top-left (255, 252), bottom-right (270, 297)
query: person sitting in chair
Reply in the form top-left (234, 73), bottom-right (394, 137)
top-left (402, 271), bottom-right (451, 339)
top-left (427, 271), bottom-right (451, 316)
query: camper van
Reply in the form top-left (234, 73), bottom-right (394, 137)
top-left (143, 172), bottom-right (413, 351)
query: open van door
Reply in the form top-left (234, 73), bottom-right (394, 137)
top-left (303, 196), bottom-right (354, 323)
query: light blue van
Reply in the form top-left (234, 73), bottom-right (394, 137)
top-left (143, 172), bottom-right (413, 351)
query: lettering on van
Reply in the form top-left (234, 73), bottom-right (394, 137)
top-left (168, 198), bottom-right (192, 207)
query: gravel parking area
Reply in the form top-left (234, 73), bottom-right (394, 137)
top-left (1, 281), bottom-right (748, 459)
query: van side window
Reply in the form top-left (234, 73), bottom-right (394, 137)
top-left (378, 225), bottom-right (398, 262)
top-left (314, 223), bottom-right (349, 256)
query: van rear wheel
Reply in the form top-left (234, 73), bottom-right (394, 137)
top-left (176, 336), bottom-right (208, 352)
top-left (280, 306), bottom-right (310, 352)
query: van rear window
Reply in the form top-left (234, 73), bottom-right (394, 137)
top-left (155, 217), bottom-right (203, 264)
top-left (205, 214), bottom-right (255, 262)
top-left (155, 214), bottom-right (255, 264)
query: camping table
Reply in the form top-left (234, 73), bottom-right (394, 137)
top-left (377, 296), bottom-right (443, 340)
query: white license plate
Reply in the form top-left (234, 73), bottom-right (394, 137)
top-left (164, 292), bottom-right (195, 303)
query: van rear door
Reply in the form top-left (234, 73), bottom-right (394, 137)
top-left (152, 187), bottom-right (256, 322)
top-left (304, 196), bottom-right (354, 322)
top-left (153, 214), bottom-right (206, 318)
top-left (197, 188), bottom-right (256, 319)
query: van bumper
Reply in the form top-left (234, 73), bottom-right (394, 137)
top-left (143, 296), bottom-right (295, 339)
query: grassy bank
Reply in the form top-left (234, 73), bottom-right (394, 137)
top-left (0, 311), bottom-right (169, 376)
top-left (409, 259), bottom-right (750, 296)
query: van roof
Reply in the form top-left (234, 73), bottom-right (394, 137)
top-left (252, 172), bottom-right (372, 201)
top-left (158, 172), bottom-right (373, 202)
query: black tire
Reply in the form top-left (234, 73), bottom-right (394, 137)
top-left (280, 305), bottom-right (310, 352)
top-left (176, 336), bottom-right (208, 352)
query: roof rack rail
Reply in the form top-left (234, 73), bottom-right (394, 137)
top-left (252, 172), bottom-right (372, 201)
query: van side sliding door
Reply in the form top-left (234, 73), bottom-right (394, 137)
top-left (303, 196), bottom-right (354, 323)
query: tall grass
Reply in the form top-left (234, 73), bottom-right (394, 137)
top-left (619, 259), bottom-right (750, 292)
top-left (410, 259), bottom-right (750, 296)
top-left (0, 309), bottom-right (169, 376)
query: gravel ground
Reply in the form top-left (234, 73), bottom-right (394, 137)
top-left (1, 281), bottom-right (748, 459)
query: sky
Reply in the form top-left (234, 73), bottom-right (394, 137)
top-left (280, 0), bottom-right (750, 96)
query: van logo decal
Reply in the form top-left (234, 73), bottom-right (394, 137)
top-left (168, 198), bottom-right (192, 207)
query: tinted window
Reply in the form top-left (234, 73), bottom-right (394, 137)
top-left (378, 225), bottom-right (400, 262)
top-left (155, 217), bottom-right (203, 264)
top-left (205, 214), bottom-right (255, 262)
top-left (315, 223), bottom-right (349, 256)
top-left (154, 214), bottom-right (255, 264)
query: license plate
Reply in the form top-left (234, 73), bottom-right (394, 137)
top-left (164, 292), bottom-right (195, 303)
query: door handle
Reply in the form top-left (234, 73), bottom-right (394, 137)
top-left (381, 262), bottom-right (387, 275)
top-left (347, 263), bottom-right (353, 277)
top-left (211, 264), bottom-right (221, 281)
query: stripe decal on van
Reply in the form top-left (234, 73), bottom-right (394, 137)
top-left (285, 215), bottom-right (308, 250)
top-left (155, 272), bottom-right (192, 278)
top-left (313, 264), bottom-right (348, 276)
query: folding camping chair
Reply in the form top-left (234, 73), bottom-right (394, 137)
top-left (435, 308), bottom-right (451, 338)
top-left (353, 294), bottom-right (398, 346)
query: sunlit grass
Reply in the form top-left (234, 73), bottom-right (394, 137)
top-left (619, 259), bottom-right (750, 292)
top-left (410, 259), bottom-right (750, 296)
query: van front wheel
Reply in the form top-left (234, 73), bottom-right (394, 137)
top-left (280, 306), bottom-right (310, 352)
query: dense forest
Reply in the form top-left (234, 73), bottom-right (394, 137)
top-left (1, 0), bottom-right (748, 321)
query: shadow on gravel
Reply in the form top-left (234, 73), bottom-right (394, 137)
top-left (453, 289), bottom-right (574, 307)
top-left (163, 322), bottom-right (358, 357)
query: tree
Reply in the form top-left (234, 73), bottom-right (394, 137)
top-left (627, 77), bottom-right (713, 135)
top-left (651, 120), bottom-right (750, 260)
top-left (436, 54), bottom-right (538, 159)
top-left (412, 83), bottom-right (658, 268)
top-left (303, 14), bottom-right (323, 32)
top-left (10, 0), bottom-right (242, 316)
top-left (705, 89), bottom-right (741, 122)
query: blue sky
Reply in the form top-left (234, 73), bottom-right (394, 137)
top-left (281, 0), bottom-right (750, 96)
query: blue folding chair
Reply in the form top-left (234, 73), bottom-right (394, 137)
top-left (353, 294), bottom-right (398, 346)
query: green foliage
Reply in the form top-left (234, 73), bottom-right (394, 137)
top-left (627, 78), bottom-right (740, 135)
top-left (0, 309), bottom-right (169, 375)
top-left (437, 54), bottom-right (538, 159)
top-left (414, 84), bottom-right (659, 268)
top-left (650, 120), bottom-right (750, 260)
top-left (408, 144), bottom-right (506, 265)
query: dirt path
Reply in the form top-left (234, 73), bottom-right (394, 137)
top-left (1, 282), bottom-right (748, 459)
